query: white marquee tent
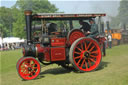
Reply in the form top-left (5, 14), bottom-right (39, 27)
top-left (0, 37), bottom-right (25, 46)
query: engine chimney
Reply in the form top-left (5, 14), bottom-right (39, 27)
top-left (106, 21), bottom-right (111, 34)
top-left (24, 10), bottom-right (32, 44)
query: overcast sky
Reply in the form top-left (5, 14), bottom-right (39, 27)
top-left (0, 0), bottom-right (120, 17)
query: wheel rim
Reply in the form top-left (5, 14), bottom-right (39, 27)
top-left (73, 38), bottom-right (101, 71)
top-left (18, 57), bottom-right (40, 80)
top-left (16, 57), bottom-right (24, 69)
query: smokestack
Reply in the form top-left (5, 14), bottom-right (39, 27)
top-left (123, 23), bottom-right (126, 31)
top-left (101, 22), bottom-right (104, 34)
top-left (24, 10), bottom-right (32, 44)
top-left (106, 21), bottom-right (110, 33)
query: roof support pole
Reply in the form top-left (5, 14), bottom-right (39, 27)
top-left (69, 20), bottom-right (73, 30)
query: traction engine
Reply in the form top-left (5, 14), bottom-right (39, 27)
top-left (16, 10), bottom-right (106, 80)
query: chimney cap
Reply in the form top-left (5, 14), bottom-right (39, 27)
top-left (24, 10), bottom-right (32, 15)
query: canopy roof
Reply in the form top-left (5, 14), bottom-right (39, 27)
top-left (32, 13), bottom-right (106, 20)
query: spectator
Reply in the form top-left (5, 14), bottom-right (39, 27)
top-left (108, 34), bottom-right (112, 48)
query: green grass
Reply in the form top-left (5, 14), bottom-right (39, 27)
top-left (0, 44), bottom-right (128, 85)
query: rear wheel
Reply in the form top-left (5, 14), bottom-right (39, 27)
top-left (69, 37), bottom-right (102, 72)
top-left (17, 57), bottom-right (41, 80)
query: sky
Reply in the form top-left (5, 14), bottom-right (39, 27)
top-left (0, 0), bottom-right (120, 17)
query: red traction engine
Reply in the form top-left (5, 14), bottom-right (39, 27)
top-left (16, 10), bottom-right (106, 80)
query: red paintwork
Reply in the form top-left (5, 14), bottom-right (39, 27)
top-left (51, 47), bottom-right (66, 61)
top-left (51, 38), bottom-right (66, 47)
top-left (36, 44), bottom-right (51, 62)
top-left (36, 44), bottom-right (41, 47)
top-left (36, 43), bottom-right (66, 62)
top-left (36, 44), bottom-right (44, 54)
top-left (44, 47), bottom-right (51, 61)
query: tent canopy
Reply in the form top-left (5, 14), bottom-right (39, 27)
top-left (2, 37), bottom-right (25, 43)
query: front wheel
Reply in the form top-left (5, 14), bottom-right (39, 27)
top-left (17, 57), bottom-right (41, 80)
top-left (69, 37), bottom-right (102, 72)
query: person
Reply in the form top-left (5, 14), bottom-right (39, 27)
top-left (108, 34), bottom-right (112, 48)
top-left (87, 19), bottom-right (99, 38)
top-left (79, 20), bottom-right (90, 33)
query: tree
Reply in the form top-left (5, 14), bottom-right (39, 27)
top-left (0, 7), bottom-right (14, 37)
top-left (110, 0), bottom-right (128, 28)
top-left (118, 0), bottom-right (128, 24)
top-left (12, 8), bottom-right (25, 38)
top-left (12, 0), bottom-right (58, 38)
top-left (14, 0), bottom-right (58, 13)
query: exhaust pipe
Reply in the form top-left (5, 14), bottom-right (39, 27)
top-left (24, 10), bottom-right (32, 44)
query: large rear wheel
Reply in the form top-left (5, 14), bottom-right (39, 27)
top-left (69, 37), bottom-right (102, 72)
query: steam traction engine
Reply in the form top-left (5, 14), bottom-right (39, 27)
top-left (16, 10), bottom-right (106, 80)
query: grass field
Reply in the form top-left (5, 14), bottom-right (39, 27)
top-left (0, 44), bottom-right (128, 85)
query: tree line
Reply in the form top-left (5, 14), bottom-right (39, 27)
top-left (110, 0), bottom-right (128, 29)
top-left (0, 0), bottom-right (58, 38)
top-left (0, 0), bottom-right (128, 38)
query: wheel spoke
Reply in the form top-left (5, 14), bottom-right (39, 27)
top-left (86, 42), bottom-right (92, 50)
top-left (90, 54), bottom-right (97, 58)
top-left (23, 64), bottom-right (28, 69)
top-left (74, 56), bottom-right (81, 59)
top-left (88, 59), bottom-right (91, 67)
top-left (76, 47), bottom-right (82, 52)
top-left (30, 72), bottom-right (33, 76)
top-left (91, 51), bottom-right (98, 54)
top-left (89, 58), bottom-right (96, 63)
top-left (24, 70), bottom-right (29, 74)
top-left (30, 60), bottom-right (33, 64)
top-left (31, 63), bottom-right (36, 67)
top-left (80, 59), bottom-right (85, 67)
top-left (77, 58), bottom-right (82, 65)
top-left (85, 61), bottom-right (88, 69)
top-left (21, 66), bottom-right (26, 70)
top-left (84, 41), bottom-right (87, 50)
top-left (33, 70), bottom-right (36, 73)
top-left (74, 51), bottom-right (81, 55)
top-left (81, 43), bottom-right (83, 50)
top-left (34, 67), bottom-right (38, 69)
top-left (89, 45), bottom-right (95, 52)
top-left (25, 61), bottom-right (30, 65)
top-left (21, 69), bottom-right (26, 72)
top-left (23, 73), bottom-right (30, 77)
